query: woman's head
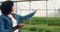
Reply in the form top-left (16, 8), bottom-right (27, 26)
top-left (1, 1), bottom-right (14, 15)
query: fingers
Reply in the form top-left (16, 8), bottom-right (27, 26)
top-left (17, 24), bottom-right (24, 28)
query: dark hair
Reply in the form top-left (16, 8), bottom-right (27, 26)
top-left (1, 1), bottom-right (14, 15)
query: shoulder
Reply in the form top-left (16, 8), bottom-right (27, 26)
top-left (0, 15), bottom-right (4, 19)
top-left (12, 13), bottom-right (22, 17)
top-left (0, 15), bottom-right (4, 24)
top-left (12, 13), bottom-right (17, 15)
top-left (0, 15), bottom-right (3, 19)
top-left (0, 15), bottom-right (4, 21)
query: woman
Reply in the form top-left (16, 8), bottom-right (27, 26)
top-left (0, 1), bottom-right (37, 32)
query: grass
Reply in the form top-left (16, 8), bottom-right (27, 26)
top-left (20, 17), bottom-right (60, 32)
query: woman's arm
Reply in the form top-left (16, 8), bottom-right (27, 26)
top-left (19, 9), bottom-right (37, 20)
top-left (0, 18), bottom-right (11, 32)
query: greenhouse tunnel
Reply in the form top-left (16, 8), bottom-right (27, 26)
top-left (0, 0), bottom-right (60, 32)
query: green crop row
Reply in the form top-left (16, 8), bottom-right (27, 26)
top-left (20, 17), bottom-right (60, 32)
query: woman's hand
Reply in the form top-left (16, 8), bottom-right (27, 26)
top-left (17, 24), bottom-right (24, 28)
top-left (11, 24), bottom-right (24, 32)
top-left (34, 9), bottom-right (38, 14)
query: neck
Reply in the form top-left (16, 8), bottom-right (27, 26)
top-left (8, 13), bottom-right (13, 18)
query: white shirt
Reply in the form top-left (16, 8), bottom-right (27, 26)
top-left (11, 18), bottom-right (18, 32)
